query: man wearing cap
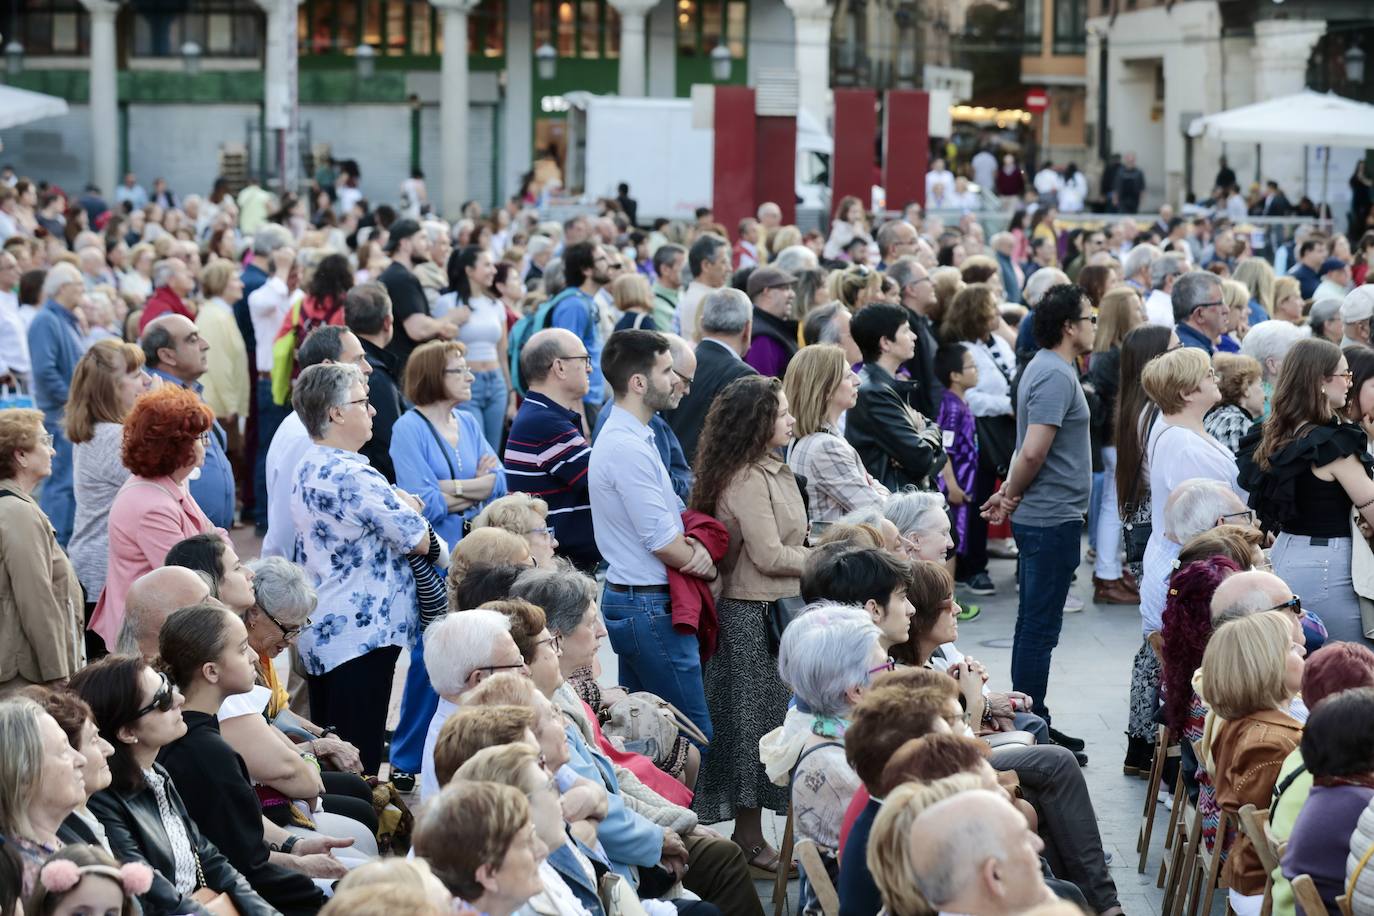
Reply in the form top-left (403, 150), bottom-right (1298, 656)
top-left (1341, 287), bottom-right (1374, 349)
top-left (743, 266), bottom-right (798, 377)
top-left (381, 217), bottom-right (455, 368)
top-left (1314, 257), bottom-right (1351, 303)
top-left (1288, 238), bottom-right (1328, 301)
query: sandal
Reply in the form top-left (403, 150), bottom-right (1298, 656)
top-left (740, 842), bottom-right (796, 879)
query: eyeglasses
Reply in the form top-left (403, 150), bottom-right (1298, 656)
top-left (1219, 509), bottom-right (1257, 527)
top-left (477, 661), bottom-right (529, 675)
top-left (255, 598), bottom-right (308, 640)
top-left (1329, 370), bottom-right (1355, 381)
top-left (196, 431), bottom-right (212, 444)
top-left (866, 658), bottom-right (897, 676)
top-left (526, 525), bottom-right (556, 540)
top-left (134, 671), bottom-right (176, 718)
top-left (556, 354), bottom-right (593, 368)
top-left (1266, 595), bottom-right (1303, 617)
top-left (336, 397), bottom-right (370, 411)
top-left (534, 633), bottom-right (563, 655)
top-left (672, 368), bottom-right (694, 387)
top-left (1190, 301), bottom-right (1226, 313)
top-left (1074, 315), bottom-right (1098, 325)
top-left (444, 366), bottom-right (474, 377)
top-left (943, 710), bottom-right (974, 729)
top-left (36, 433), bottom-right (54, 448)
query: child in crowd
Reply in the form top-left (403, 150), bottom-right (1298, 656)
top-left (26, 845), bottom-right (152, 916)
top-left (935, 343), bottom-right (980, 616)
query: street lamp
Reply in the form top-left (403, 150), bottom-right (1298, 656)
top-left (4, 41), bottom-right (23, 76)
top-left (180, 41), bottom-right (202, 75)
top-left (535, 42), bottom-right (556, 80)
top-left (1348, 43), bottom-right (1366, 85)
top-left (354, 43), bottom-right (376, 79)
top-left (710, 43), bottom-right (732, 82)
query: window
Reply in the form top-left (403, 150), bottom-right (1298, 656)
top-left (1022, 0), bottom-right (1042, 54)
top-left (676, 0), bottom-right (745, 57)
top-left (133, 0), bottom-right (261, 57)
top-left (1052, 0), bottom-right (1084, 55)
top-left (297, 0), bottom-right (501, 57)
top-left (6, 0), bottom-right (89, 55)
top-left (533, 0), bottom-right (615, 59)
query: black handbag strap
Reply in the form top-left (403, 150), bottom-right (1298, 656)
top-left (411, 408), bottom-right (459, 480)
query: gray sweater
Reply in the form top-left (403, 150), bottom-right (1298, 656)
top-left (68, 422), bottom-right (130, 599)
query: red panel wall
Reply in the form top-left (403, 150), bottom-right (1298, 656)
top-left (884, 90), bottom-right (931, 210)
top-left (712, 86), bottom-right (757, 239)
top-left (831, 88), bottom-right (878, 217)
top-left (755, 115), bottom-right (798, 227)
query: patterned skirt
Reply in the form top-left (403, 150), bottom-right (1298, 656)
top-left (691, 597), bottom-right (791, 823)
top-left (1127, 637), bottom-right (1162, 740)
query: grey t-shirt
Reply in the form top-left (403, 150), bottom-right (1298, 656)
top-left (1011, 348), bottom-right (1091, 526)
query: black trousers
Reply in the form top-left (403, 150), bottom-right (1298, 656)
top-left (305, 645), bottom-right (401, 776)
top-left (956, 456), bottom-right (996, 581)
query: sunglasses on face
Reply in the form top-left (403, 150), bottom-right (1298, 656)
top-left (134, 671), bottom-right (176, 718)
top-left (1266, 595), bottom-right (1303, 617)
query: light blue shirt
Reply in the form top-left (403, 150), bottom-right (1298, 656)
top-left (149, 368), bottom-right (236, 530)
top-left (291, 444), bottom-right (428, 675)
top-left (549, 288), bottom-right (605, 406)
top-left (390, 407), bottom-right (508, 547)
top-left (262, 411), bottom-right (312, 559)
top-left (589, 405), bottom-right (684, 586)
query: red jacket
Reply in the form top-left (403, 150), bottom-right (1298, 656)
top-left (138, 285), bottom-right (194, 333)
top-left (668, 509), bottom-right (729, 660)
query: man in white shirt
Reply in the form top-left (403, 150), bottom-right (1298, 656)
top-left (1144, 254), bottom-right (1183, 327)
top-left (925, 159), bottom-right (955, 209)
top-left (1033, 162), bottom-right (1062, 202)
top-left (674, 234), bottom-right (730, 342)
top-left (0, 250), bottom-right (29, 387)
top-left (247, 239), bottom-right (299, 534)
top-left (262, 326), bottom-right (373, 558)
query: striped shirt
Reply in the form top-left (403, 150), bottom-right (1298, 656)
top-left (504, 391), bottom-right (599, 569)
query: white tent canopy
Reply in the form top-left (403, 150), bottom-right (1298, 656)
top-left (0, 84), bottom-right (69, 131)
top-left (1187, 90), bottom-right (1374, 148)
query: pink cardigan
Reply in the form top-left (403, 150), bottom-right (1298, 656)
top-left (89, 476), bottom-right (226, 650)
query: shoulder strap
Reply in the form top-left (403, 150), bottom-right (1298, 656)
top-left (1272, 762), bottom-right (1307, 804)
top-left (0, 488), bottom-right (16, 499)
top-left (410, 409), bottom-right (459, 480)
top-left (632, 312), bottom-right (648, 330)
top-left (788, 740), bottom-right (845, 788)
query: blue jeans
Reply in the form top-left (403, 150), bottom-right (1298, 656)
top-left (390, 636), bottom-right (440, 774)
top-left (457, 368), bottom-right (508, 451)
top-left (39, 414), bottom-right (74, 547)
top-left (600, 584), bottom-right (713, 743)
top-left (253, 377), bottom-right (291, 529)
top-left (1087, 471), bottom-right (1103, 552)
top-left (1010, 518), bottom-right (1084, 721)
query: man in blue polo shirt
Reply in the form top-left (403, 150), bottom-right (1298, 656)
top-left (550, 240), bottom-right (611, 414)
top-left (589, 329), bottom-right (717, 739)
top-left (1172, 270), bottom-right (1226, 354)
top-left (140, 314), bottom-right (236, 529)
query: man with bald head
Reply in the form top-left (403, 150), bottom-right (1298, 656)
top-left (1210, 570), bottom-right (1301, 631)
top-left (141, 314), bottom-right (235, 528)
top-left (505, 327), bottom-right (599, 569)
top-left (115, 566), bottom-right (215, 658)
top-left (757, 201), bottom-right (782, 235)
top-left (593, 333), bottom-right (695, 502)
top-left (908, 790), bottom-right (1056, 916)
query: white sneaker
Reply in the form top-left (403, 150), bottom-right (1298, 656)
top-left (1063, 592), bottom-right (1085, 614)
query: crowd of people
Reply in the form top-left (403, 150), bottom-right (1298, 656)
top-left (6, 164), bottom-right (1374, 916)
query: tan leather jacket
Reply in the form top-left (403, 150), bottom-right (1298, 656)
top-left (0, 478), bottom-right (83, 685)
top-left (716, 455), bottom-right (810, 601)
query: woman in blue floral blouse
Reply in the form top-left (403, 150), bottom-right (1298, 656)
top-left (289, 362), bottom-right (433, 773)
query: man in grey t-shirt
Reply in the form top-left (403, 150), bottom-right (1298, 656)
top-left (982, 283), bottom-right (1094, 737)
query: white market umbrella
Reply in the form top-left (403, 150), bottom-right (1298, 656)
top-left (0, 84), bottom-right (69, 130)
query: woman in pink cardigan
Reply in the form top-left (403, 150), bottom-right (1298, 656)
top-left (90, 386), bottom-right (227, 651)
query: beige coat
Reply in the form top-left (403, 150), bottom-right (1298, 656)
top-left (0, 478), bottom-right (83, 686)
top-left (716, 455), bottom-right (809, 602)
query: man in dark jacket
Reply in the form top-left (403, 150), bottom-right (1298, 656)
top-left (845, 302), bottom-right (945, 491)
top-left (664, 287), bottom-right (756, 465)
top-left (887, 256), bottom-right (943, 417)
top-left (345, 282), bottom-right (407, 482)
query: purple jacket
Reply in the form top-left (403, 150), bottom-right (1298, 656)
top-left (1282, 784), bottom-right (1374, 913)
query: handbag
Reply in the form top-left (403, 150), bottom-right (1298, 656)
top-left (602, 692), bottom-right (709, 765)
top-left (974, 413), bottom-right (1016, 478)
top-left (1122, 500), bottom-right (1152, 566)
top-left (765, 596), bottom-right (807, 656)
top-left (192, 849), bottom-right (242, 916)
top-left (0, 380), bottom-right (34, 410)
top-left (599, 872), bottom-right (651, 916)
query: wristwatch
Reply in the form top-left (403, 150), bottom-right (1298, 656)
top-left (455, 479), bottom-right (465, 498)
top-left (281, 835), bottom-right (300, 855)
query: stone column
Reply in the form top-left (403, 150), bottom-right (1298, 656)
top-left (502, 0), bottom-right (532, 199)
top-left (433, 0), bottom-right (481, 217)
top-left (782, 0), bottom-right (830, 127)
top-left (608, 0), bottom-right (656, 97)
top-left (78, 0), bottom-right (119, 198)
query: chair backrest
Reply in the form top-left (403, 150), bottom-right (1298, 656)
top-left (1292, 873), bottom-right (1328, 916)
top-left (795, 839), bottom-right (841, 916)
top-left (1239, 804), bottom-right (1282, 875)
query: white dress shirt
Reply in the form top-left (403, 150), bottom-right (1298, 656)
top-left (1145, 289), bottom-right (1175, 327)
top-left (261, 411), bottom-right (312, 559)
top-left (0, 289), bottom-right (31, 383)
top-left (247, 275), bottom-right (295, 370)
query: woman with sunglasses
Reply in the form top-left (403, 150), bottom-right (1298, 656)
top-left (1239, 337), bottom-right (1374, 645)
top-left (73, 655), bottom-right (277, 916)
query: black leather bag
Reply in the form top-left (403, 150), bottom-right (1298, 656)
top-left (766, 596), bottom-right (807, 656)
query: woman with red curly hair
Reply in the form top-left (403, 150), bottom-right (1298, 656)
top-left (88, 386), bottom-right (226, 651)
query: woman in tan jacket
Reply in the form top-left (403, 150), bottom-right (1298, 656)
top-left (688, 374), bottom-right (809, 876)
top-left (1202, 609), bottom-right (1306, 916)
top-left (0, 408), bottom-right (83, 692)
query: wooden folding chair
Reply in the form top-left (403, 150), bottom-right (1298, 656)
top-left (1159, 781), bottom-right (1198, 916)
top-left (773, 808), bottom-right (795, 916)
top-left (1180, 806), bottom-right (1232, 916)
top-left (1291, 873), bottom-right (1328, 916)
top-left (795, 840), bottom-right (840, 916)
top-left (1139, 724), bottom-right (1182, 873)
top-left (1237, 804), bottom-right (1280, 916)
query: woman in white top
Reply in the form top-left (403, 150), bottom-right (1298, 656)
top-left (1057, 164), bottom-right (1089, 213)
top-left (435, 245), bottom-right (514, 450)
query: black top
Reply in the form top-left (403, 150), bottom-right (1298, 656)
top-left (664, 338), bottom-right (757, 467)
top-left (380, 261), bottom-right (432, 368)
top-left (845, 362), bottom-right (946, 491)
top-left (159, 711), bottom-right (325, 916)
top-left (360, 337), bottom-right (407, 483)
top-left (1237, 419), bottom-right (1372, 538)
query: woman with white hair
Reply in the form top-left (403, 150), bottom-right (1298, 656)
top-left (289, 362), bottom-right (433, 774)
top-left (1240, 319), bottom-right (1311, 417)
top-left (759, 603), bottom-right (887, 859)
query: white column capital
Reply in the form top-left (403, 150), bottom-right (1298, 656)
top-left (782, 0), bottom-right (829, 25)
top-left (606, 0), bottom-right (656, 18)
top-left (77, 0), bottom-right (119, 18)
top-left (1252, 18), bottom-right (1325, 59)
top-left (430, 0), bottom-right (481, 13)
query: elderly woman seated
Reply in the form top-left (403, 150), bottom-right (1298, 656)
top-left (470, 493), bottom-right (560, 567)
